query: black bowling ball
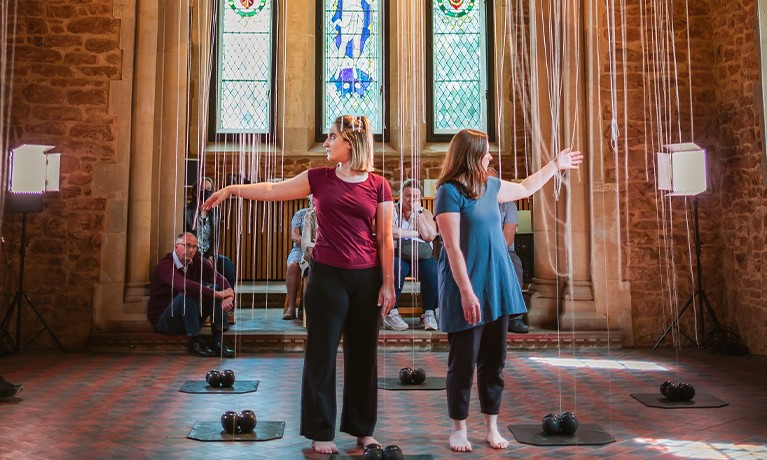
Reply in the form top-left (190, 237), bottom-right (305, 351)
top-left (664, 382), bottom-right (681, 401)
top-left (542, 413), bottom-right (560, 435)
top-left (363, 443), bottom-right (384, 460)
top-left (399, 367), bottom-right (413, 385)
top-left (220, 369), bottom-right (236, 388)
top-left (383, 444), bottom-right (404, 460)
top-left (238, 409), bottom-right (257, 433)
top-left (677, 382), bottom-right (696, 401)
top-left (558, 412), bottom-right (579, 435)
top-left (660, 380), bottom-right (674, 397)
top-left (206, 369), bottom-right (221, 387)
top-left (411, 368), bottom-right (426, 385)
top-left (220, 410), bottom-right (239, 434)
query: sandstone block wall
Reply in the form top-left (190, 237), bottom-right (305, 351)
top-left (1, 1), bottom-right (121, 349)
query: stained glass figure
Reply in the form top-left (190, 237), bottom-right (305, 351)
top-left (321, 0), bottom-right (384, 134)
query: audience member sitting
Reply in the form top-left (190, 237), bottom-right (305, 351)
top-left (384, 179), bottom-right (439, 331)
top-left (184, 177), bottom-right (236, 290)
top-left (147, 232), bottom-right (235, 357)
top-left (298, 197), bottom-right (318, 320)
top-left (284, 200), bottom-right (311, 319)
top-left (488, 167), bottom-right (529, 334)
top-left (0, 376), bottom-right (23, 400)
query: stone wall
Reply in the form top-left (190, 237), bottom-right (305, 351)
top-left (601, 1), bottom-right (728, 346)
top-left (0, 1), bottom-right (121, 349)
top-left (710, 0), bottom-right (767, 355)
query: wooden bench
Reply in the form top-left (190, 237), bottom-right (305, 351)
top-left (219, 196), bottom-right (532, 315)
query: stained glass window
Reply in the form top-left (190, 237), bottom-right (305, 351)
top-left (430, 0), bottom-right (488, 135)
top-left (320, 0), bottom-right (384, 135)
top-left (216, 0), bottom-right (273, 134)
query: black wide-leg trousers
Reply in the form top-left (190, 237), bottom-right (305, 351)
top-left (446, 315), bottom-right (509, 420)
top-left (300, 261), bottom-right (382, 441)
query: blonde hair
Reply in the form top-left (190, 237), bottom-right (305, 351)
top-left (333, 115), bottom-right (375, 172)
top-left (437, 129), bottom-right (489, 199)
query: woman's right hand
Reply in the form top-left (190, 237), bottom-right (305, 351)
top-left (202, 187), bottom-right (230, 211)
top-left (460, 289), bottom-right (482, 325)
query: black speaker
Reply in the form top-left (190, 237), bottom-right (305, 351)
top-left (514, 234), bottom-right (534, 284)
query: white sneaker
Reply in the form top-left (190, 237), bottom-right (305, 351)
top-left (421, 310), bottom-right (438, 331)
top-left (383, 310), bottom-right (409, 331)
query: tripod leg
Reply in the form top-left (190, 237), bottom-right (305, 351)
top-left (653, 294), bottom-right (694, 350)
top-left (22, 293), bottom-right (65, 352)
top-left (700, 291), bottom-right (729, 354)
top-left (0, 293), bottom-right (22, 350)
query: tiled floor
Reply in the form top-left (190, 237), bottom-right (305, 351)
top-left (1, 348), bottom-right (765, 459)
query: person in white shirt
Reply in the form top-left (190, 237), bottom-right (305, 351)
top-left (384, 179), bottom-right (439, 331)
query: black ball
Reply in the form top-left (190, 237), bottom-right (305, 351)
top-left (542, 413), bottom-right (560, 435)
top-left (660, 380), bottom-right (674, 397)
top-left (220, 369), bottom-right (236, 388)
top-left (363, 443), bottom-right (384, 460)
top-left (220, 410), bottom-right (239, 434)
top-left (206, 370), bottom-right (221, 387)
top-left (399, 367), bottom-right (413, 385)
top-left (558, 412), bottom-right (579, 435)
top-left (665, 382), bottom-right (681, 401)
top-left (238, 409), bottom-right (257, 433)
top-left (677, 382), bottom-right (696, 401)
top-left (383, 445), bottom-right (404, 460)
top-left (411, 368), bottom-right (426, 385)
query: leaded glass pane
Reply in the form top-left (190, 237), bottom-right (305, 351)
top-left (321, 0), bottom-right (384, 134)
top-left (217, 0), bottom-right (273, 133)
top-left (431, 0), bottom-right (487, 134)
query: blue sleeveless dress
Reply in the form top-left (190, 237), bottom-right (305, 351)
top-left (434, 177), bottom-right (527, 333)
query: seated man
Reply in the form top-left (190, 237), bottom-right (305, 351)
top-left (297, 198), bottom-right (318, 320)
top-left (284, 200), bottom-right (311, 320)
top-left (384, 179), bottom-right (439, 331)
top-left (147, 232), bottom-right (235, 357)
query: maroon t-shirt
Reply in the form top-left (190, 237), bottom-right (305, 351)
top-left (308, 167), bottom-right (392, 269)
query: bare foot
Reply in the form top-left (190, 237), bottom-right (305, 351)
top-left (450, 430), bottom-right (472, 452)
top-left (449, 419), bottom-right (472, 452)
top-left (484, 414), bottom-right (509, 449)
top-left (485, 430), bottom-right (509, 449)
top-left (357, 435), bottom-right (379, 447)
top-left (311, 440), bottom-right (339, 454)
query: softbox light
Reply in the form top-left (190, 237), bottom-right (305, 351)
top-left (657, 142), bottom-right (707, 196)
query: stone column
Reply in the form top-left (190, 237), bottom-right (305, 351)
top-left (526, 0), bottom-right (561, 328)
top-left (557, 0), bottom-right (606, 331)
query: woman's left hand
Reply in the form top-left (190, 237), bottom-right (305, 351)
top-left (554, 148), bottom-right (584, 170)
top-left (378, 284), bottom-right (396, 315)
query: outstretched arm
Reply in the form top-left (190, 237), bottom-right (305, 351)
top-left (202, 171), bottom-right (311, 210)
top-left (497, 148), bottom-right (583, 202)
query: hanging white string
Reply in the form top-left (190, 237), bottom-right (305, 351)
top-left (0, 0), bottom-right (19, 232)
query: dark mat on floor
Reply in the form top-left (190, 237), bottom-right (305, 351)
top-left (378, 377), bottom-right (446, 391)
top-left (630, 392), bottom-right (728, 408)
top-left (187, 420), bottom-right (284, 441)
top-left (330, 456), bottom-right (434, 459)
top-left (179, 380), bottom-right (259, 394)
top-left (509, 423), bottom-right (615, 446)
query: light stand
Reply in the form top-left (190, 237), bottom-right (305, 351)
top-left (652, 142), bottom-right (729, 353)
top-left (652, 196), bottom-right (728, 353)
top-left (1, 208), bottom-right (65, 352)
top-left (0, 144), bottom-right (64, 353)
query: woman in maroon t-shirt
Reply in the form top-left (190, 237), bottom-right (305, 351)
top-left (203, 115), bottom-right (394, 454)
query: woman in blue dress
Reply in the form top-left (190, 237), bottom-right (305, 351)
top-left (434, 129), bottom-right (583, 453)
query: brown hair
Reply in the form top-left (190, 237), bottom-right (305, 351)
top-left (332, 115), bottom-right (375, 172)
top-left (437, 129), bottom-right (489, 199)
